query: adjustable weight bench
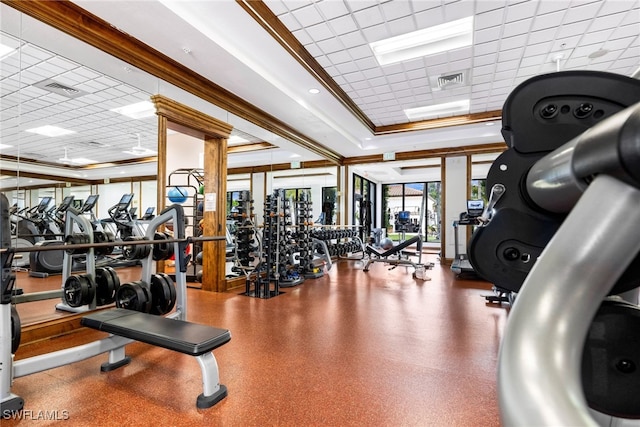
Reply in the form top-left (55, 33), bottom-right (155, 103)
top-left (363, 235), bottom-right (434, 274)
top-left (81, 308), bottom-right (231, 408)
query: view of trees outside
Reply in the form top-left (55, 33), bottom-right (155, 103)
top-left (381, 182), bottom-right (441, 243)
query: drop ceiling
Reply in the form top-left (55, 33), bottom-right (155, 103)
top-left (1, 0), bottom-right (638, 189)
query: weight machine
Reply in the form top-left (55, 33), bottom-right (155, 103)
top-left (1, 201), bottom-right (231, 414)
top-left (362, 211), bottom-right (433, 278)
top-left (467, 71), bottom-right (640, 425)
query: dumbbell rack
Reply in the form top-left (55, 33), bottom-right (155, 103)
top-left (229, 191), bottom-right (261, 283)
top-left (294, 193), bottom-right (323, 279)
top-left (274, 190), bottom-right (303, 288)
top-left (311, 226), bottom-right (365, 260)
top-left (244, 192), bottom-right (282, 298)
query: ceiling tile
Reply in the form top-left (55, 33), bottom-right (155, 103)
top-left (443, 0), bottom-right (475, 21)
top-left (474, 0), bottom-right (506, 14)
top-left (530, 10), bottom-right (566, 32)
top-left (305, 22), bottom-right (335, 41)
top-left (496, 59), bottom-right (520, 73)
top-left (563, 2), bottom-right (602, 24)
top-left (326, 49), bottom-right (352, 64)
top-left (475, 8), bottom-right (505, 31)
top-left (334, 60), bottom-right (359, 74)
top-left (505, 1), bottom-right (540, 22)
top-left (339, 30), bottom-right (367, 48)
top-left (580, 28), bottom-right (615, 47)
top-left (474, 63), bottom-right (495, 77)
top-left (328, 14), bottom-right (359, 35)
top-left (474, 40), bottom-right (500, 56)
top-left (528, 28), bottom-right (557, 45)
top-left (316, 0), bottom-right (350, 20)
top-left (278, 13), bottom-right (302, 32)
top-left (292, 29), bottom-right (313, 45)
top-left (475, 26), bottom-right (502, 44)
top-left (380, 0), bottom-right (413, 21)
top-left (537, 0), bottom-right (571, 15)
top-left (348, 44), bottom-right (373, 60)
top-left (352, 5), bottom-right (385, 28)
top-left (414, 8), bottom-right (445, 28)
top-left (291, 4), bottom-right (325, 27)
top-left (588, 12), bottom-right (626, 33)
top-left (316, 37), bottom-right (345, 54)
top-left (354, 56), bottom-right (379, 70)
top-left (360, 23), bottom-right (391, 44)
top-left (523, 41), bottom-right (553, 57)
top-left (500, 34), bottom-right (528, 51)
top-left (346, 1), bottom-right (379, 13)
top-left (387, 16), bottom-right (417, 37)
top-left (502, 18), bottom-right (531, 38)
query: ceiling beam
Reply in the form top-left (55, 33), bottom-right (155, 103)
top-left (343, 142), bottom-right (507, 165)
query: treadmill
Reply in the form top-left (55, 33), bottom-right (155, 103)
top-left (451, 200), bottom-right (484, 276)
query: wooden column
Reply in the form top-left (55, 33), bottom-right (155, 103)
top-left (201, 136), bottom-right (228, 292)
top-left (151, 95), bottom-right (233, 292)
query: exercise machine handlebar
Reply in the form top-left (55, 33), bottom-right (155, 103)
top-left (499, 102), bottom-right (640, 426)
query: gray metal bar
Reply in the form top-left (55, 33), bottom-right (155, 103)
top-left (499, 175), bottom-right (640, 426)
top-left (13, 335), bottom-right (134, 378)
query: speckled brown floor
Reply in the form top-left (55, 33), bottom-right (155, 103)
top-left (7, 256), bottom-right (507, 426)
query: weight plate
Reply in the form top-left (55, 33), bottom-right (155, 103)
top-left (64, 233), bottom-right (91, 254)
top-left (122, 237), bottom-right (152, 260)
top-left (63, 274), bottom-right (96, 307)
top-left (116, 281), bottom-right (151, 313)
top-left (95, 267), bottom-right (118, 306)
top-left (149, 273), bottom-right (176, 315)
top-left (152, 232), bottom-right (174, 261)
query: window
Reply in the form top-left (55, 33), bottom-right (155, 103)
top-left (381, 181), bottom-right (441, 243)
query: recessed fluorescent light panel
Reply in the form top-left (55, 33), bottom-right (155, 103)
top-left (370, 16), bottom-right (473, 66)
top-left (0, 143), bottom-right (13, 149)
top-left (26, 125), bottom-right (76, 137)
top-left (110, 101), bottom-right (155, 119)
top-left (70, 158), bottom-right (98, 165)
top-left (404, 99), bottom-right (470, 120)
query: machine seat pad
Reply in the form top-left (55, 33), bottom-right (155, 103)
top-left (81, 308), bottom-right (230, 356)
top-left (366, 235), bottom-right (422, 258)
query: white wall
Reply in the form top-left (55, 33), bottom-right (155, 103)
top-left (444, 156), bottom-right (468, 260)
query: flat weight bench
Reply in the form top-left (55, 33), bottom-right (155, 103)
top-left (81, 308), bottom-right (231, 408)
top-left (363, 235), bottom-right (433, 272)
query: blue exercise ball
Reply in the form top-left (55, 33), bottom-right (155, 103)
top-left (380, 238), bottom-right (394, 250)
top-left (168, 187), bottom-right (188, 203)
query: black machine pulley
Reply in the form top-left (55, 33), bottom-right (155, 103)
top-left (582, 300), bottom-right (640, 419)
top-left (94, 266), bottom-right (121, 306)
top-left (122, 236), bottom-right (152, 260)
top-left (468, 71), bottom-right (640, 294)
top-left (115, 280), bottom-right (152, 313)
top-left (11, 305), bottom-right (21, 354)
top-left (149, 273), bottom-right (176, 315)
top-left (63, 274), bottom-right (96, 307)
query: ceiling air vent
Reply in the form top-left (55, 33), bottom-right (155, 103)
top-left (437, 72), bottom-right (465, 89)
top-left (430, 70), bottom-right (468, 92)
top-left (33, 79), bottom-right (89, 99)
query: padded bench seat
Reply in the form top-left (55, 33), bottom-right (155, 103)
top-left (81, 308), bottom-right (230, 356)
